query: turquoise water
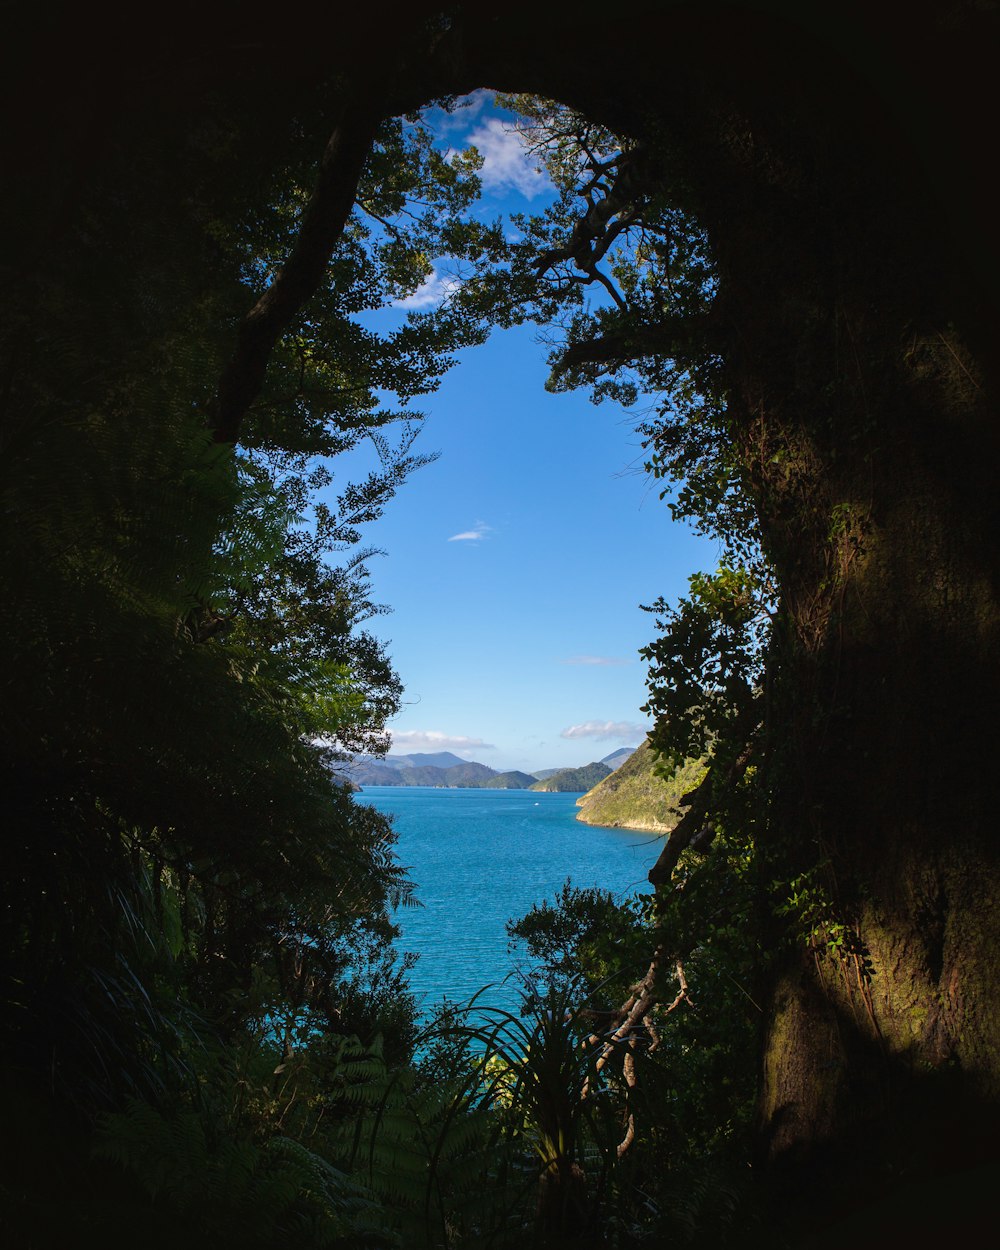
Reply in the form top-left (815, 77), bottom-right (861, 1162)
top-left (357, 786), bottom-right (659, 1014)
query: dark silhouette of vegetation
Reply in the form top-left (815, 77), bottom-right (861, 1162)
top-left (4, 2), bottom-right (999, 1245)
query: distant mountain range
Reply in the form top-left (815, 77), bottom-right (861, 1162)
top-left (346, 753), bottom-right (497, 788)
top-left (342, 746), bottom-right (637, 791)
top-left (382, 751), bottom-right (469, 770)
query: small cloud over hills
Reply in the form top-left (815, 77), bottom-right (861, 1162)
top-left (390, 730), bottom-right (495, 752)
top-left (560, 720), bottom-right (648, 742)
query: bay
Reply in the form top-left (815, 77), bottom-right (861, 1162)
top-left (357, 786), bottom-right (660, 1015)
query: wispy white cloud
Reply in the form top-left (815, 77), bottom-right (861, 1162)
top-left (560, 720), bottom-right (648, 742)
top-left (561, 655), bottom-right (630, 667)
top-left (390, 730), bottom-right (495, 751)
top-left (445, 89), bottom-right (492, 123)
top-left (448, 520), bottom-right (492, 543)
top-left (396, 267), bottom-right (461, 310)
top-left (423, 89), bottom-right (493, 134)
top-left (464, 117), bottom-right (551, 200)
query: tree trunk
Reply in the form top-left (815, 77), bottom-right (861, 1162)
top-left (753, 362), bottom-right (1000, 1166)
top-left (672, 8), bottom-right (1000, 1190)
top-left (535, 1158), bottom-right (591, 1248)
top-left (451, 0), bottom-right (1000, 1197)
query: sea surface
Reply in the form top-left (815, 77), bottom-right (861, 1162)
top-left (357, 786), bottom-right (660, 1015)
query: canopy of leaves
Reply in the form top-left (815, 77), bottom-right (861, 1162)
top-left (0, 66), bottom-right (526, 1119)
top-left (2, 65), bottom-right (777, 1244)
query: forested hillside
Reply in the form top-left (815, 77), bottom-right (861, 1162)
top-left (575, 741), bottom-right (707, 832)
top-left (4, 3), bottom-right (999, 1246)
top-left (529, 762), bottom-right (612, 793)
top-left (347, 757), bottom-right (537, 788)
top-left (490, 770), bottom-right (540, 789)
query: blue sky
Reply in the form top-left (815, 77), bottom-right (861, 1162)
top-left (328, 94), bottom-right (718, 774)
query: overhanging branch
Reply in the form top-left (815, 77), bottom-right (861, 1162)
top-left (536, 143), bottom-right (649, 259)
top-left (213, 96), bottom-right (384, 444)
top-left (553, 316), bottom-right (723, 374)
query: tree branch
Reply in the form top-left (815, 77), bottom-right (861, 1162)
top-left (213, 96), bottom-right (384, 444)
top-left (532, 145), bottom-right (650, 283)
top-left (581, 951), bottom-right (691, 1159)
top-left (585, 263), bottom-right (627, 309)
top-left (553, 316), bottom-right (723, 374)
top-left (647, 713), bottom-right (760, 887)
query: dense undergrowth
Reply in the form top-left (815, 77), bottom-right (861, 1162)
top-left (2, 48), bottom-right (781, 1249)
